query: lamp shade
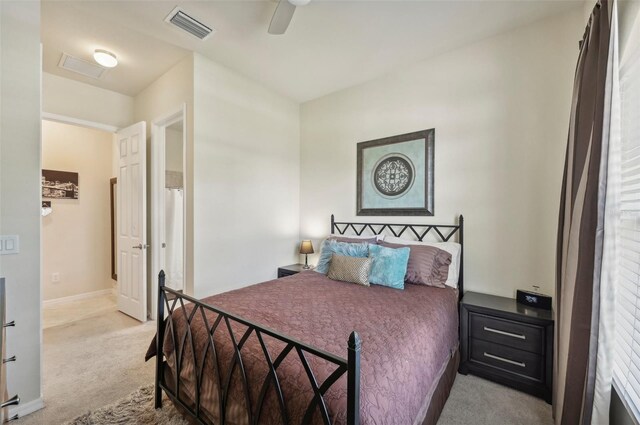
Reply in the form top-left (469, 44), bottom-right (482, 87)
top-left (299, 240), bottom-right (314, 254)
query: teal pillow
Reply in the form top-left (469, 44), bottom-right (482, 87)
top-left (315, 239), bottom-right (369, 274)
top-left (368, 244), bottom-right (411, 289)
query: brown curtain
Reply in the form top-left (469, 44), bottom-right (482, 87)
top-left (554, 1), bottom-right (614, 424)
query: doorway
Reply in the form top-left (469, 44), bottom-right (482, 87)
top-left (29, 115), bottom-right (154, 425)
top-left (41, 119), bottom-right (118, 328)
top-left (151, 104), bottom-right (187, 321)
top-left (40, 115), bottom-right (149, 325)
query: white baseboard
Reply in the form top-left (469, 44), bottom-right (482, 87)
top-left (43, 288), bottom-right (113, 308)
top-left (8, 396), bottom-right (44, 419)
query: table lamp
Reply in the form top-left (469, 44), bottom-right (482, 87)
top-left (299, 240), bottom-right (314, 269)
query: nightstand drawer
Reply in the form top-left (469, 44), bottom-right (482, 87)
top-left (470, 312), bottom-right (543, 354)
top-left (470, 339), bottom-right (543, 382)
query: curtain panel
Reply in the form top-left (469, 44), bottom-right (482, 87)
top-left (555, 1), bottom-right (617, 424)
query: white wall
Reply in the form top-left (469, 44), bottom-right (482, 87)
top-left (41, 121), bottom-right (113, 301)
top-left (134, 55), bottom-right (194, 300)
top-left (299, 8), bottom-right (583, 299)
top-left (0, 0), bottom-right (43, 414)
top-left (165, 126), bottom-right (183, 173)
top-left (192, 53), bottom-right (300, 298)
top-left (620, 0), bottom-right (640, 62)
top-left (42, 72), bottom-right (134, 129)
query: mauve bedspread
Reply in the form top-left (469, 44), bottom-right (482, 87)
top-left (153, 271), bottom-right (459, 425)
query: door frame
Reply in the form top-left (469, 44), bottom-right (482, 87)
top-left (42, 112), bottom-right (119, 133)
top-left (150, 103), bottom-right (187, 321)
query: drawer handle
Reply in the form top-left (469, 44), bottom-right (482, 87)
top-left (483, 326), bottom-right (526, 340)
top-left (484, 352), bottom-right (526, 368)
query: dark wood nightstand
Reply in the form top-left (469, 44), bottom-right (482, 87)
top-left (277, 264), bottom-right (308, 278)
top-left (459, 291), bottom-right (554, 403)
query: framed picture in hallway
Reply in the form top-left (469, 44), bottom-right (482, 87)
top-left (42, 169), bottom-right (79, 199)
top-left (357, 129), bottom-right (434, 216)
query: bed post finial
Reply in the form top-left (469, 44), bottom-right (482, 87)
top-left (347, 331), bottom-right (361, 425)
top-left (331, 214), bottom-right (335, 234)
top-left (155, 270), bottom-right (166, 409)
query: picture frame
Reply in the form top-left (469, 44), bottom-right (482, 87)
top-left (42, 169), bottom-right (79, 200)
top-left (356, 129), bottom-right (434, 216)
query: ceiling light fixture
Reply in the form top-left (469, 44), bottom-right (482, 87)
top-left (93, 49), bottom-right (118, 68)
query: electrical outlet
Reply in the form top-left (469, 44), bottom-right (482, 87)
top-left (52, 272), bottom-right (60, 283)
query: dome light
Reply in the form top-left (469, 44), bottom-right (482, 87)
top-left (93, 49), bottom-right (118, 68)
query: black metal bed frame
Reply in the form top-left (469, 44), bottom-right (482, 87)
top-left (155, 215), bottom-right (464, 425)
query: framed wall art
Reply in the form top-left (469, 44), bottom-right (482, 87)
top-left (42, 169), bottom-right (79, 199)
top-left (356, 129), bottom-right (434, 216)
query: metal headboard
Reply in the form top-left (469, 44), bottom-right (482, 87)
top-left (330, 214), bottom-right (464, 299)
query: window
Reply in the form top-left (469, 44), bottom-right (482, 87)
top-left (613, 38), bottom-right (640, 422)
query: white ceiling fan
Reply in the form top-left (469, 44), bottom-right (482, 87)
top-left (268, 0), bottom-right (311, 35)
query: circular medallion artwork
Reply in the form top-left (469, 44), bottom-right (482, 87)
top-left (372, 154), bottom-right (415, 198)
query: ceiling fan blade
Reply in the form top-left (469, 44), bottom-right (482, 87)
top-left (268, 0), bottom-right (296, 35)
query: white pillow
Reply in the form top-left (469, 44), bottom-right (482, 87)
top-left (385, 236), bottom-right (461, 288)
top-left (329, 233), bottom-right (385, 242)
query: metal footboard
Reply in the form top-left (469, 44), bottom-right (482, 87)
top-left (154, 271), bottom-right (361, 425)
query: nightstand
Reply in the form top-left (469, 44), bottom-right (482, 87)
top-left (277, 264), bottom-right (307, 278)
top-left (459, 291), bottom-right (554, 403)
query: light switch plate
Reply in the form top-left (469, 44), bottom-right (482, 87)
top-left (0, 235), bottom-right (20, 255)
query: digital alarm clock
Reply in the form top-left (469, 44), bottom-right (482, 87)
top-left (516, 287), bottom-right (552, 310)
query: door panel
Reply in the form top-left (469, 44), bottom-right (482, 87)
top-left (116, 122), bottom-right (147, 322)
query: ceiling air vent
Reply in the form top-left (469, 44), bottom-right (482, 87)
top-left (165, 7), bottom-right (214, 40)
top-left (58, 53), bottom-right (107, 79)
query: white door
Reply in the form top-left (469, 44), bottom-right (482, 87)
top-left (116, 122), bottom-right (147, 322)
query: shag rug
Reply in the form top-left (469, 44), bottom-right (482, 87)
top-left (65, 386), bottom-right (188, 425)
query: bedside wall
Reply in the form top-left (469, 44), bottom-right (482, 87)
top-left (299, 8), bottom-right (583, 299)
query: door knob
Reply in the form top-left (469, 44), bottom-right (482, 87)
top-left (132, 244), bottom-right (149, 250)
top-left (1, 394), bottom-right (19, 408)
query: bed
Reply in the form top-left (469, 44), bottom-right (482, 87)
top-left (150, 215), bottom-right (464, 425)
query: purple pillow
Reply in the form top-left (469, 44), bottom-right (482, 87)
top-left (380, 241), bottom-right (451, 288)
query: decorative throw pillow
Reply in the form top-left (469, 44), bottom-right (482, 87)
top-left (327, 253), bottom-right (371, 286)
top-left (367, 244), bottom-right (410, 290)
top-left (380, 242), bottom-right (451, 287)
top-left (315, 239), bottom-right (369, 274)
top-left (384, 237), bottom-right (461, 288)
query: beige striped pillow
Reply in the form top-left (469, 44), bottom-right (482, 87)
top-left (327, 253), bottom-right (371, 286)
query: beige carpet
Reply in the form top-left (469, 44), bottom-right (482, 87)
top-left (15, 309), bottom-right (156, 425)
top-left (17, 306), bottom-right (551, 425)
top-left (63, 374), bottom-right (552, 425)
top-left (439, 373), bottom-right (552, 425)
